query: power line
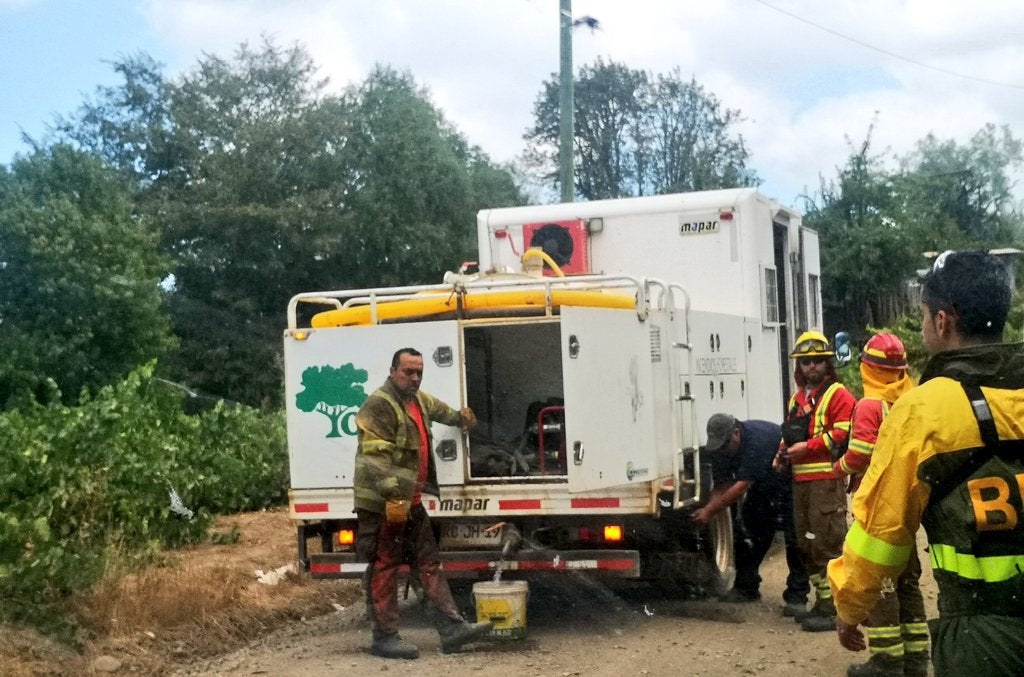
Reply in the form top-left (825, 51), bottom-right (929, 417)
top-left (750, 0), bottom-right (1024, 90)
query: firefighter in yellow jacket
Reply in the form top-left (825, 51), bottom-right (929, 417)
top-left (828, 251), bottom-right (1024, 676)
top-left (832, 333), bottom-right (925, 676)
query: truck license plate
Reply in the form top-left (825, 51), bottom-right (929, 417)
top-left (440, 522), bottom-right (501, 548)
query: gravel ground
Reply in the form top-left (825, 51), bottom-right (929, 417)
top-left (174, 533), bottom-right (937, 677)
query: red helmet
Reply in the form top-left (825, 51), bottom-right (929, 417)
top-left (861, 333), bottom-right (908, 371)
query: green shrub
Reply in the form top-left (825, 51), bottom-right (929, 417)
top-left (0, 362), bottom-right (286, 630)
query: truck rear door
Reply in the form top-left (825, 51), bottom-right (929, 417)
top-left (560, 306), bottom-right (659, 493)
top-left (284, 321), bottom-right (465, 490)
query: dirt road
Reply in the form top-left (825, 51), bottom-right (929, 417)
top-left (174, 534), bottom-right (936, 677)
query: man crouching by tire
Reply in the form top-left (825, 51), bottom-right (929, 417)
top-left (693, 414), bottom-right (810, 609)
top-left (354, 347), bottom-right (492, 659)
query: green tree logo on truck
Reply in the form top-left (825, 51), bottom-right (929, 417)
top-left (294, 364), bottom-right (369, 438)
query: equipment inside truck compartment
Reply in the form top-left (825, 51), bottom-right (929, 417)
top-left (464, 321), bottom-right (567, 478)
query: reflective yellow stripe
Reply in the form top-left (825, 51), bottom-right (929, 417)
top-left (866, 626), bottom-right (901, 640)
top-left (793, 462), bottom-right (833, 475)
top-left (813, 384), bottom-right (848, 452)
top-left (848, 439), bottom-right (873, 454)
top-left (845, 522), bottom-right (912, 567)
top-left (904, 641), bottom-right (930, 653)
top-left (901, 621), bottom-right (928, 635)
top-left (361, 440), bottom-right (392, 451)
top-left (869, 644), bottom-right (905, 657)
top-left (929, 543), bottom-right (1024, 582)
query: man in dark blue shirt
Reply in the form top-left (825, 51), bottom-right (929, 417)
top-left (692, 413), bottom-right (809, 611)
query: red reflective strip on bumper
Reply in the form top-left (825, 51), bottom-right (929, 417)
top-left (594, 560), bottom-right (635, 571)
top-left (570, 498), bottom-right (620, 509)
top-left (499, 499), bottom-right (542, 510)
top-left (442, 561), bottom-right (493, 572)
top-left (441, 559), bottom-right (635, 572)
top-left (295, 503), bottom-right (329, 513)
top-left (311, 562), bottom-right (409, 575)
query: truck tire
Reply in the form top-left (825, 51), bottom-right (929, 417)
top-left (698, 509), bottom-right (735, 596)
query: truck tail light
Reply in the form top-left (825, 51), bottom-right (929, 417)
top-left (603, 525), bottom-right (623, 542)
top-left (337, 529), bottom-right (355, 548)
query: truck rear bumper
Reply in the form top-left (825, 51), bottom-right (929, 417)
top-left (309, 549), bottom-right (641, 579)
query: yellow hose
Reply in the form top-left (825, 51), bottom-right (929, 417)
top-left (311, 288), bottom-right (634, 327)
top-left (522, 247), bottom-right (565, 277)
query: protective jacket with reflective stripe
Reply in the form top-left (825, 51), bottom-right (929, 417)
top-left (784, 380), bottom-right (855, 482)
top-left (836, 398), bottom-right (889, 479)
top-left (829, 342), bottom-right (1024, 626)
top-left (353, 379), bottom-right (462, 513)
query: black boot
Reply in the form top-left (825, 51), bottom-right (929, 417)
top-left (846, 654), bottom-right (903, 676)
top-left (438, 618), bottom-right (493, 653)
top-left (799, 598), bottom-right (837, 632)
top-left (719, 588), bottom-right (760, 603)
top-left (370, 631), bottom-right (419, 659)
top-left (783, 602), bottom-right (807, 617)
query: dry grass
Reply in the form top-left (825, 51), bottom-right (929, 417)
top-left (0, 507), bottom-right (361, 676)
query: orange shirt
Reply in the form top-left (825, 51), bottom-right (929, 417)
top-left (405, 399), bottom-right (429, 506)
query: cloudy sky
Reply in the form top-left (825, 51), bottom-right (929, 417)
top-left (2, 0), bottom-right (1023, 206)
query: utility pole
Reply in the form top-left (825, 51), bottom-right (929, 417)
top-left (558, 0), bottom-right (574, 203)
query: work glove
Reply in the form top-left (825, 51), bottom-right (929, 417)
top-left (385, 498), bottom-right (410, 524)
top-left (459, 407), bottom-right (477, 431)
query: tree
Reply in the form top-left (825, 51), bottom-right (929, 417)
top-left (57, 53), bottom-right (178, 187)
top-left (331, 66), bottom-right (525, 288)
top-left (524, 59), bottom-right (758, 200)
top-left (801, 127), bottom-right (918, 337)
top-left (802, 123), bottom-right (1024, 339)
top-left (55, 41), bottom-right (523, 408)
top-left (897, 124), bottom-right (1024, 247)
top-left (0, 145), bottom-right (174, 407)
top-left (646, 70), bottom-right (756, 195)
top-left (294, 364), bottom-right (369, 438)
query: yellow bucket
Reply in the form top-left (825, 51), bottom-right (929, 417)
top-left (473, 580), bottom-right (529, 639)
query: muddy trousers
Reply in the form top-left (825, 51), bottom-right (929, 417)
top-left (863, 550), bottom-right (928, 670)
top-left (792, 478), bottom-right (846, 609)
top-left (356, 505), bottom-right (462, 635)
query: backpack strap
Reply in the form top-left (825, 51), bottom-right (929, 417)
top-left (926, 382), bottom-right (1000, 505)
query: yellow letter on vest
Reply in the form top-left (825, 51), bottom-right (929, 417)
top-left (968, 476), bottom-right (1018, 532)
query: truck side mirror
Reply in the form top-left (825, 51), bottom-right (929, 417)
top-left (834, 331), bottom-right (852, 366)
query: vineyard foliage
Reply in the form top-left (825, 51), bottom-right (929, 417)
top-left (0, 363), bottom-right (286, 628)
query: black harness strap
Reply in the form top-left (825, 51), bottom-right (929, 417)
top-left (927, 382), bottom-right (1000, 505)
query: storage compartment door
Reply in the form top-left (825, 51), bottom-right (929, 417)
top-left (284, 321), bottom-right (463, 490)
top-left (561, 306), bottom-right (658, 493)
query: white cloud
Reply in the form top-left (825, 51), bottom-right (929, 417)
top-left (138, 0), bottom-right (1024, 206)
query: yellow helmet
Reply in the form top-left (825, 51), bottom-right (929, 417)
top-left (790, 330), bottom-right (833, 358)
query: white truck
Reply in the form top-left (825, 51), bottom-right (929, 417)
top-left (284, 187), bottom-right (822, 593)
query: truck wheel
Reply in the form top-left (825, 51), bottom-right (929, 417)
top-left (699, 509), bottom-right (735, 596)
